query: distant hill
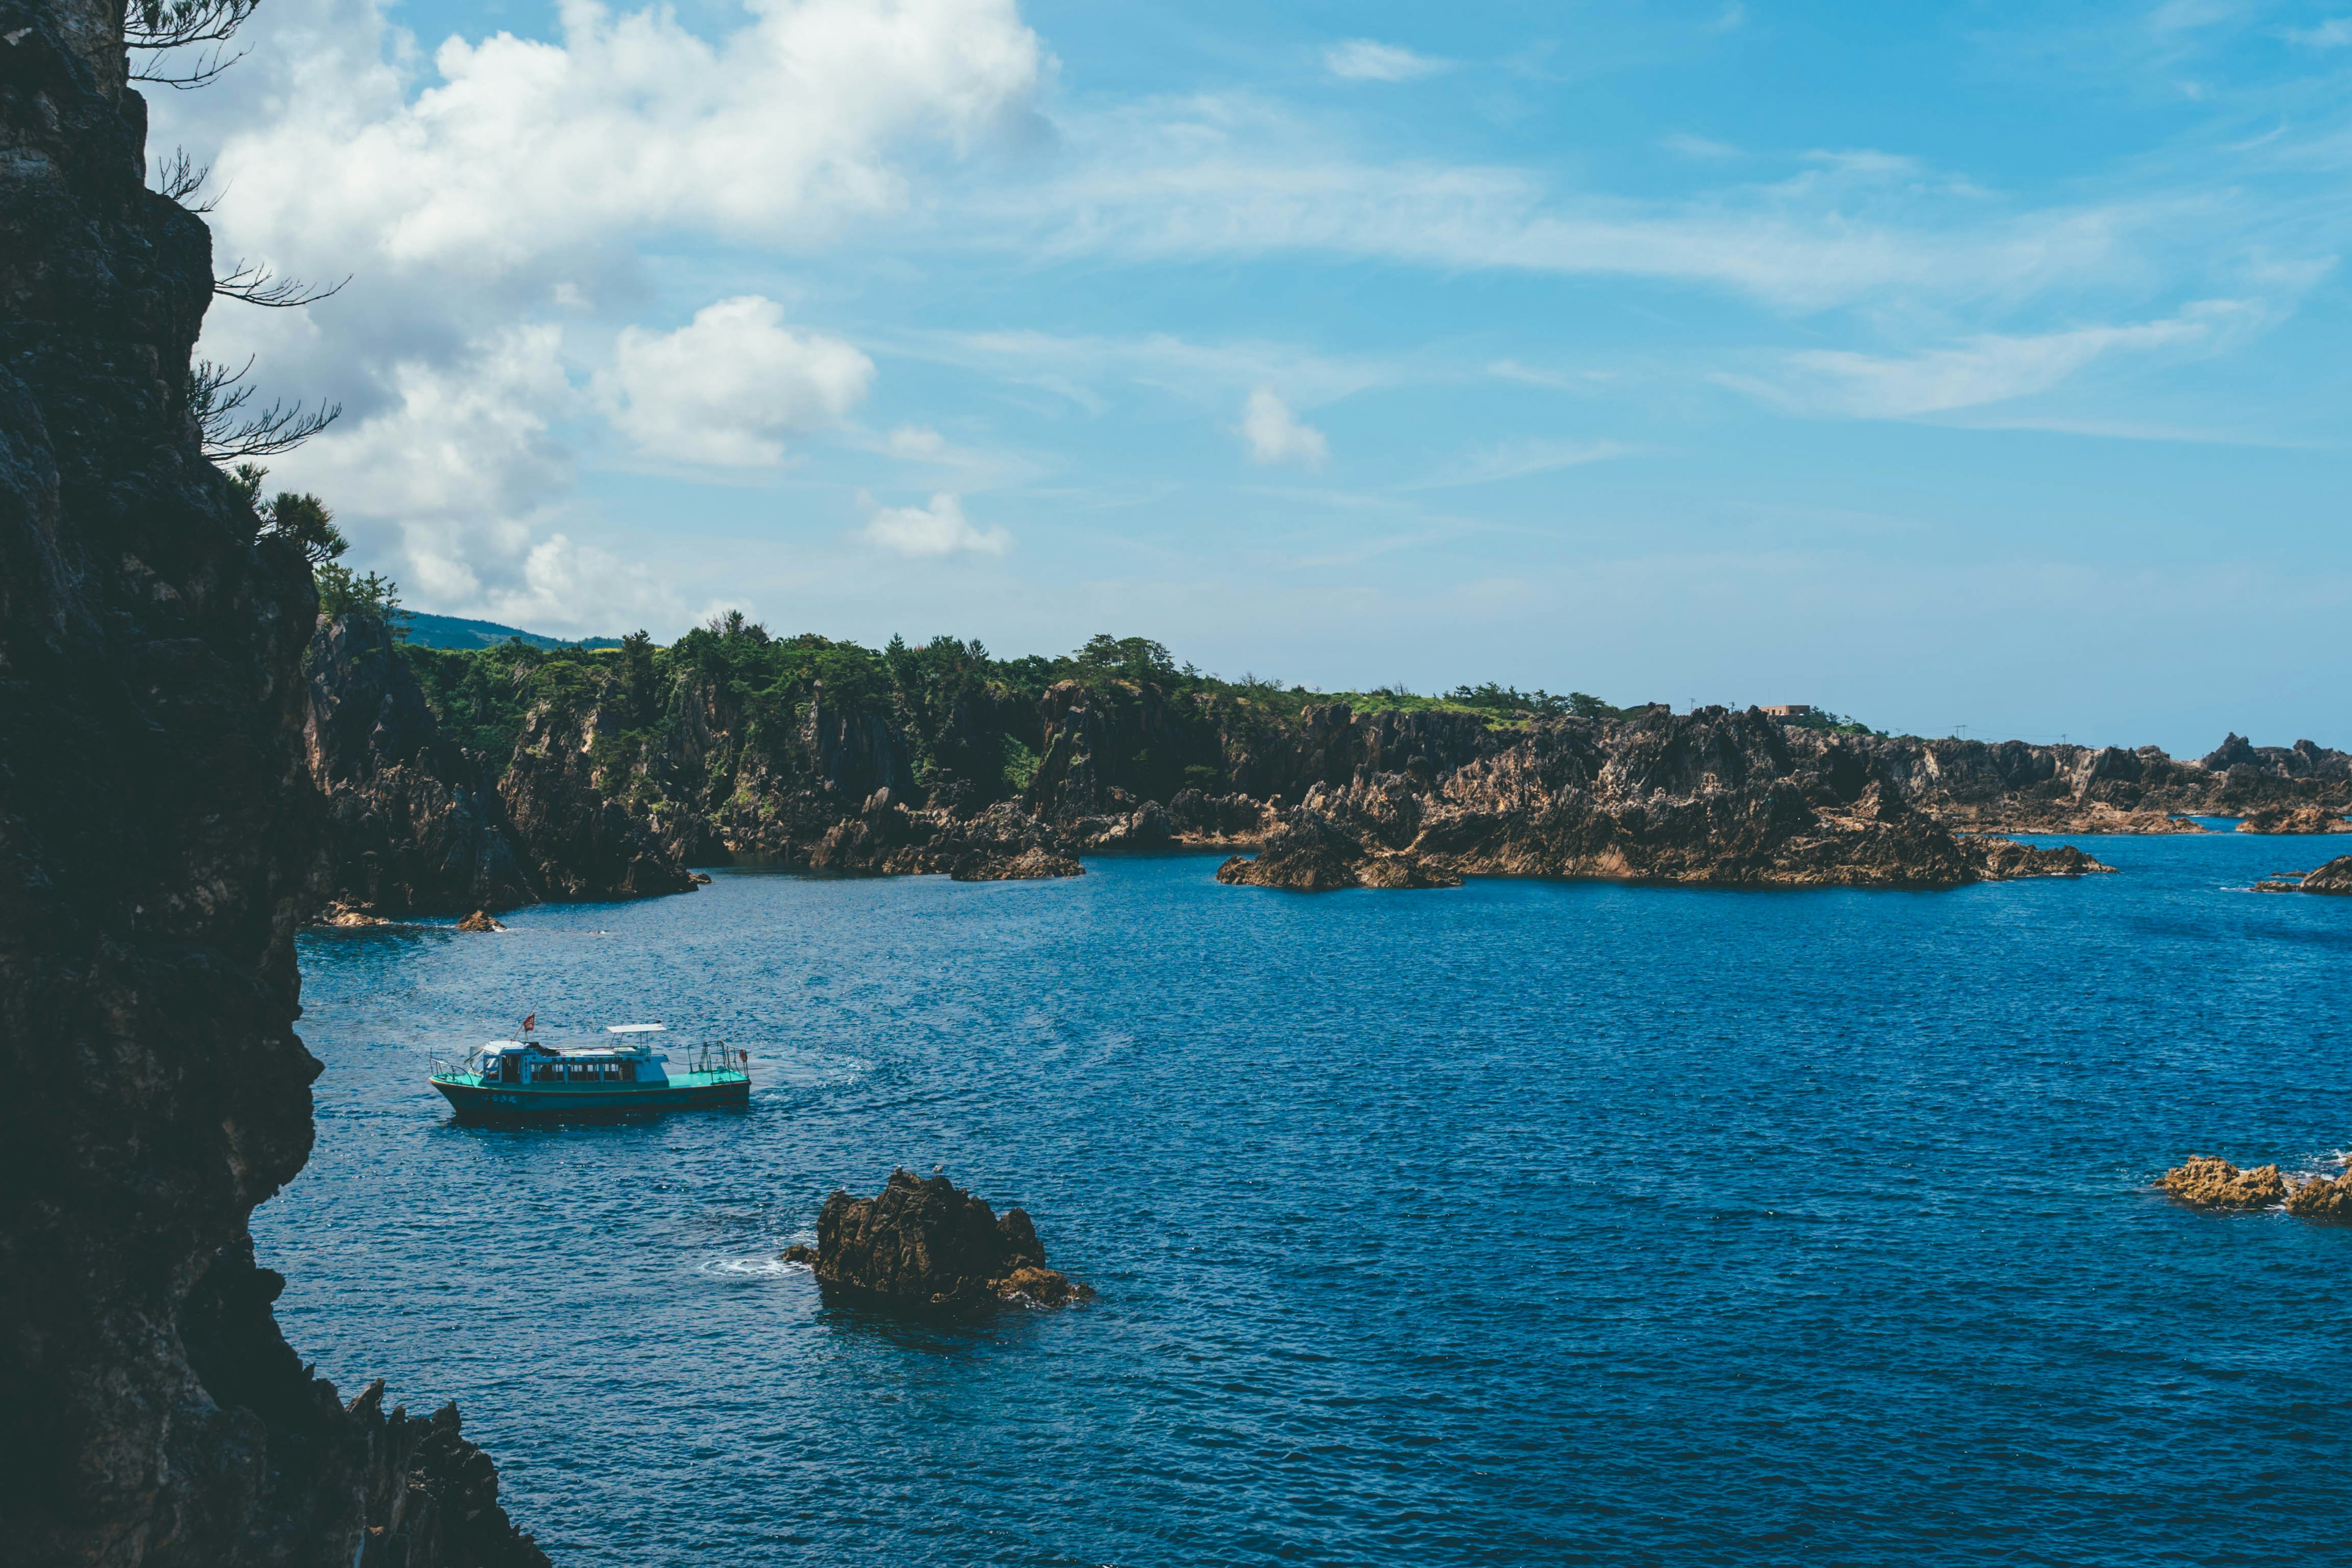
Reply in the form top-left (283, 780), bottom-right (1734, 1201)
top-left (401, 611), bottom-right (624, 652)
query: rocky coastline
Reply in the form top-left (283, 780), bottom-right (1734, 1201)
top-left (0, 6), bottom-right (539, 1562)
top-left (293, 620), bottom-right (2352, 908)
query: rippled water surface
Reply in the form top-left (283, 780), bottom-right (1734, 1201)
top-left (273, 837), bottom-right (2352, 1566)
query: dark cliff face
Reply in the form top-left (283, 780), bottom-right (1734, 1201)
top-left (304, 616), bottom-right (694, 913)
top-left (307, 615), bottom-right (537, 914)
top-left (0, 6), bottom-right (541, 1563)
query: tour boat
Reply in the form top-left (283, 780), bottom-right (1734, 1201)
top-left (429, 1022), bottom-right (749, 1120)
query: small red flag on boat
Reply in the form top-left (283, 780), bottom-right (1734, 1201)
top-left (522, 1012), bottom-right (535, 1033)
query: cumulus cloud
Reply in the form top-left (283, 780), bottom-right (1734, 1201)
top-left (856, 491), bottom-right (1012, 556)
top-left (1238, 388), bottom-right (1329, 468)
top-left (1723, 300), bottom-right (2263, 418)
top-left (1324, 39), bottom-right (1447, 81)
top-left (145, 0), bottom-right (1044, 622)
top-left (261, 323), bottom-right (577, 551)
top-left (598, 295), bottom-right (874, 466)
top-left (202, 0), bottom-right (1046, 280)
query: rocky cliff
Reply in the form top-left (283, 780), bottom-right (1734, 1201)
top-left (306, 614), bottom-right (693, 915)
top-left (0, 4), bottom-right (540, 1562)
top-left (354, 628), bottom-right (2352, 893)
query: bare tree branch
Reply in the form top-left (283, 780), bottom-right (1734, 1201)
top-left (130, 43), bottom-right (248, 89)
top-left (188, 357), bottom-right (343, 461)
top-left (214, 260), bottom-right (351, 310)
top-left (126, 0), bottom-right (258, 51)
top-left (126, 0), bottom-right (259, 88)
top-left (153, 147), bottom-right (216, 211)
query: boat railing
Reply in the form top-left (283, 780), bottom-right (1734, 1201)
top-left (690, 1041), bottom-right (750, 1077)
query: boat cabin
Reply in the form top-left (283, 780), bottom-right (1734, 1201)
top-left (476, 1023), bottom-right (673, 1086)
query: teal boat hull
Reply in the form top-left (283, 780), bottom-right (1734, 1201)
top-left (431, 1070), bottom-right (749, 1120)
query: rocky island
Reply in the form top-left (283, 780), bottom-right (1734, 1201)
top-left (0, 5), bottom-right (541, 1561)
top-left (792, 1170), bottom-right (1093, 1310)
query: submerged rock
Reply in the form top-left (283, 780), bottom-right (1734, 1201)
top-left (455, 910), bottom-right (506, 932)
top-left (812, 1170), bottom-right (1093, 1310)
top-left (2286, 1171), bottom-right (2352, 1224)
top-left (2158, 1156), bottom-right (2288, 1210)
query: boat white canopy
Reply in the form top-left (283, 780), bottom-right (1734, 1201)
top-left (607, 1023), bottom-right (667, 1034)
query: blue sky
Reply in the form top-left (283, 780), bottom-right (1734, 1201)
top-left (156, 0), bottom-right (2352, 751)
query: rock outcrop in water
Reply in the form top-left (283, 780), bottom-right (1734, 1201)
top-left (2303, 856), bottom-right (2352, 894)
top-left (2158, 1156), bottom-right (2288, 1210)
top-left (0, 5), bottom-right (538, 1561)
top-left (2286, 1170), bottom-right (2352, 1224)
top-left (811, 1170), bottom-right (1093, 1310)
top-left (2235, 804), bottom-right (2352, 835)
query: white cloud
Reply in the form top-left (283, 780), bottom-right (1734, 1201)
top-left (2285, 17), bottom-right (2352, 47)
top-left (993, 96), bottom-right (2152, 313)
top-left (598, 295), bottom-right (874, 467)
top-left (1724, 299), bottom-right (2263, 418)
top-left (268, 324), bottom-right (576, 529)
top-left (1239, 388), bottom-right (1329, 468)
top-left (1402, 438), bottom-right (1632, 489)
top-left (147, 0), bottom-right (1044, 613)
top-left (1324, 39), bottom-right (1447, 82)
top-left (856, 490), bottom-right (1012, 556)
top-left (203, 0), bottom-right (1046, 280)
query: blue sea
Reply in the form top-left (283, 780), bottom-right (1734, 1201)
top-left (272, 834), bottom-right (2352, 1566)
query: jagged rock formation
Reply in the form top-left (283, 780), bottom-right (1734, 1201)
top-left (951, 845), bottom-right (1085, 881)
top-left (2158, 1156), bottom-right (2288, 1210)
top-left (308, 614), bottom-right (537, 914)
top-left (2286, 1171), bottom-right (2352, 1224)
top-left (455, 910), bottom-right (505, 932)
top-left (0, 6), bottom-right (538, 1562)
top-left (2235, 804), bottom-right (2351, 834)
top-left (496, 688), bottom-right (697, 901)
top-left (2304, 857), bottom-right (2352, 894)
top-left (306, 613), bottom-right (692, 914)
top-left (812, 1170), bottom-right (1093, 1310)
top-left (2252, 855), bottom-right (2352, 894)
top-left (1218, 709), bottom-right (2108, 890)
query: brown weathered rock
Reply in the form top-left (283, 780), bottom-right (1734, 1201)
top-left (2297, 856), bottom-right (2352, 894)
top-left (318, 900), bottom-right (394, 928)
top-left (2158, 1156), bottom-right (2288, 1210)
top-left (2236, 804), bottom-right (2352, 834)
top-left (780, 1243), bottom-right (817, 1265)
top-left (455, 910), bottom-right (506, 932)
top-left (812, 1170), bottom-right (1090, 1310)
top-left (2286, 1171), bottom-right (2352, 1224)
top-left (951, 845), bottom-right (1085, 881)
top-left (993, 1265), bottom-right (1097, 1306)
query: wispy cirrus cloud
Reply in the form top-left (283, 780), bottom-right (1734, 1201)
top-left (1717, 298), bottom-right (2266, 418)
top-left (1401, 437), bottom-right (1634, 490)
top-left (989, 96), bottom-right (2169, 313)
top-left (1324, 39), bottom-right (1449, 81)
